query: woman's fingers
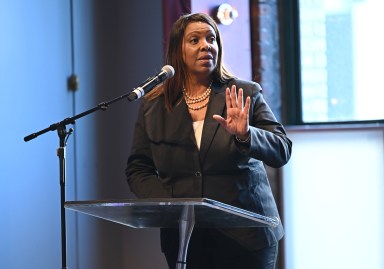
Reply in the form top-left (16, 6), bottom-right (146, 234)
top-left (225, 87), bottom-right (231, 108)
top-left (216, 86), bottom-right (250, 136)
top-left (227, 85), bottom-right (246, 110)
top-left (230, 85), bottom-right (238, 107)
top-left (244, 96), bottom-right (250, 114)
top-left (212, 114), bottom-right (226, 126)
top-left (238, 88), bottom-right (244, 110)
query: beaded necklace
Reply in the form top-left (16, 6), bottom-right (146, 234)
top-left (183, 81), bottom-right (212, 111)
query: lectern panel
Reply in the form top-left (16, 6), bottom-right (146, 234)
top-left (65, 198), bottom-right (279, 228)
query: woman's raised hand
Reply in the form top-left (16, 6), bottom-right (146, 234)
top-left (213, 85), bottom-right (250, 140)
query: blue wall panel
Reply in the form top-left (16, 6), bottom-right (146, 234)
top-left (0, 0), bottom-right (73, 268)
top-left (0, 0), bottom-right (167, 268)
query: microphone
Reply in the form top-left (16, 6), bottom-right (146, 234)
top-left (127, 65), bottom-right (175, 101)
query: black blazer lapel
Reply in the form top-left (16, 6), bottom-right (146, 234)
top-left (171, 100), bottom-right (196, 145)
top-left (199, 82), bottom-right (227, 163)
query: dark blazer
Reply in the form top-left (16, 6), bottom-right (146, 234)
top-left (126, 78), bottom-right (292, 251)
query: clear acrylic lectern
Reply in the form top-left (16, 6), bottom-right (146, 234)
top-left (65, 198), bottom-right (279, 269)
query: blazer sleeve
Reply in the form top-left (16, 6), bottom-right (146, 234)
top-left (125, 101), bottom-right (170, 198)
top-left (234, 81), bottom-right (292, 168)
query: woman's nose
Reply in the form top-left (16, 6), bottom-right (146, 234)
top-left (202, 41), bottom-right (211, 51)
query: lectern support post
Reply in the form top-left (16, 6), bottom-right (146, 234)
top-left (176, 205), bottom-right (195, 269)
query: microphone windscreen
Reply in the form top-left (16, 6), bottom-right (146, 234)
top-left (162, 65), bottom-right (175, 78)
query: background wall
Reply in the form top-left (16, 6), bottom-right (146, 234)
top-left (283, 127), bottom-right (384, 269)
top-left (0, 1), bottom-right (73, 267)
top-left (0, 0), bottom-right (167, 268)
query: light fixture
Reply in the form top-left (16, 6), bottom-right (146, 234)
top-left (215, 3), bottom-right (238, 26)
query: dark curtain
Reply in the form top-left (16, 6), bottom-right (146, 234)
top-left (162, 0), bottom-right (191, 57)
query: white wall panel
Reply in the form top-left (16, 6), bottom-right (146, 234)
top-left (283, 128), bottom-right (384, 269)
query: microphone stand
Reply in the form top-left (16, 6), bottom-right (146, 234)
top-left (24, 90), bottom-right (137, 269)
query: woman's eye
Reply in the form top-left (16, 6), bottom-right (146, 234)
top-left (190, 38), bottom-right (198, 44)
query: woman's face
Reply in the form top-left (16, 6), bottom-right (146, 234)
top-left (182, 21), bottom-right (219, 78)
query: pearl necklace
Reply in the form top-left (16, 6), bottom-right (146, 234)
top-left (183, 82), bottom-right (212, 111)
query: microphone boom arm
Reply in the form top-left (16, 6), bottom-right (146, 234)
top-left (24, 90), bottom-right (131, 142)
top-left (24, 65), bottom-right (174, 142)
